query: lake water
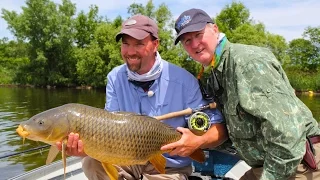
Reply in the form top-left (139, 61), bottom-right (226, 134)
top-left (0, 86), bottom-right (319, 180)
top-left (0, 87), bottom-right (105, 180)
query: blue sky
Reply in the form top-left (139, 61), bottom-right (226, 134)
top-left (0, 0), bottom-right (319, 42)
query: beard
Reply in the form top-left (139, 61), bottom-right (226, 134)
top-left (126, 58), bottom-right (142, 73)
top-left (127, 63), bottom-right (141, 72)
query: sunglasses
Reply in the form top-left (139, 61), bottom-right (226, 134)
top-left (197, 66), bottom-right (224, 102)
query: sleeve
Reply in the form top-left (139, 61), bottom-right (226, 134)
top-left (236, 58), bottom-right (306, 179)
top-left (105, 73), bottom-right (120, 111)
top-left (185, 74), bottom-right (224, 125)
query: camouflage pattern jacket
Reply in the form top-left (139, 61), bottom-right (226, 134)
top-left (215, 40), bottom-right (320, 180)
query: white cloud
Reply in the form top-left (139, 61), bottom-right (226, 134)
top-left (0, 0), bottom-right (319, 42)
top-left (246, 0), bottom-right (320, 41)
top-left (160, 0), bottom-right (320, 41)
top-left (256, 1), bottom-right (315, 40)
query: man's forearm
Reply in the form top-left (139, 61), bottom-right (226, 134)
top-left (199, 123), bottom-right (228, 149)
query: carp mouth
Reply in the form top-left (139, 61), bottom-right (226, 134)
top-left (16, 125), bottom-right (30, 144)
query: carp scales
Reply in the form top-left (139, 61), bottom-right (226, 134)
top-left (16, 103), bottom-right (205, 180)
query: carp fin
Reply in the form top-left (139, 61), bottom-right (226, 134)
top-left (189, 148), bottom-right (206, 163)
top-left (46, 145), bottom-right (60, 164)
top-left (62, 142), bottom-right (67, 179)
top-left (149, 154), bottom-right (166, 174)
top-left (101, 162), bottom-right (118, 180)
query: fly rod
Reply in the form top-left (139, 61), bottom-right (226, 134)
top-left (154, 102), bottom-right (216, 120)
top-left (0, 144), bottom-right (50, 159)
top-left (2, 102), bottom-right (216, 159)
top-left (154, 102), bottom-right (217, 131)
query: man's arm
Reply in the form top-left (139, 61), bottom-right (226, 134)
top-left (198, 123), bottom-right (228, 149)
top-left (161, 73), bottom-right (228, 156)
top-left (161, 124), bottom-right (228, 157)
top-left (237, 57), bottom-right (306, 179)
top-left (105, 73), bottom-right (119, 111)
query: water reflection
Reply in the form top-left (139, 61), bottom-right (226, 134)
top-left (0, 87), bottom-right (105, 180)
top-left (296, 94), bottom-right (320, 121)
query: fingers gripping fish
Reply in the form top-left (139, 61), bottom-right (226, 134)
top-left (16, 103), bottom-right (205, 180)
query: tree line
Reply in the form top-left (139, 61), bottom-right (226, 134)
top-left (0, 0), bottom-right (319, 91)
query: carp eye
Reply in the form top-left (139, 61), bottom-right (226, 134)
top-left (38, 120), bottom-right (44, 125)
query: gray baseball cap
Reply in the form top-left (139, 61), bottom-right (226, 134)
top-left (174, 8), bottom-right (214, 45)
top-left (116, 15), bottom-right (159, 42)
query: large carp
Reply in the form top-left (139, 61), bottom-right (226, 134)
top-left (16, 103), bottom-right (205, 180)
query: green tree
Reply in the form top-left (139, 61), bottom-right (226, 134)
top-left (112, 15), bottom-right (123, 28)
top-left (215, 1), bottom-right (251, 38)
top-left (2, 0), bottom-right (315, 90)
top-left (231, 22), bottom-right (267, 46)
top-left (75, 22), bottom-right (122, 87)
top-left (217, 2), bottom-right (288, 64)
top-left (303, 26), bottom-right (320, 71)
top-left (0, 38), bottom-right (29, 84)
top-left (74, 5), bottom-right (102, 48)
top-left (2, 0), bottom-right (77, 86)
top-left (304, 26), bottom-right (320, 44)
top-left (265, 33), bottom-right (290, 64)
top-left (288, 38), bottom-right (318, 71)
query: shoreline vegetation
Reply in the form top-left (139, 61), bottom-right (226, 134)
top-left (0, 1), bottom-right (319, 91)
top-left (0, 84), bottom-right (97, 90)
top-left (0, 84), bottom-right (319, 96)
top-left (1, 66), bottom-right (319, 91)
top-left (296, 91), bottom-right (320, 96)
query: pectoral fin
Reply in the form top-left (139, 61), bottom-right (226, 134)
top-left (149, 154), bottom-right (166, 174)
top-left (62, 141), bottom-right (67, 179)
top-left (189, 148), bottom-right (205, 163)
top-left (46, 145), bottom-right (60, 164)
top-left (101, 162), bottom-right (118, 180)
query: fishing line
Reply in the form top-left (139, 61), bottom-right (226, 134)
top-left (0, 144), bottom-right (50, 159)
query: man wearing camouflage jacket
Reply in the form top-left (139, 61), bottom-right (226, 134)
top-left (163, 8), bottom-right (320, 180)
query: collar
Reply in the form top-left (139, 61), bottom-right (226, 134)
top-left (215, 40), bottom-right (230, 73)
top-left (211, 36), bottom-right (227, 69)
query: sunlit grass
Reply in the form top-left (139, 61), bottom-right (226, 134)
top-left (285, 68), bottom-right (320, 92)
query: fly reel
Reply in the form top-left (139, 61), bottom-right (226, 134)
top-left (188, 112), bottom-right (211, 132)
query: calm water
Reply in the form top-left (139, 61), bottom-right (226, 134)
top-left (0, 87), bottom-right (105, 180)
top-left (0, 87), bottom-right (319, 180)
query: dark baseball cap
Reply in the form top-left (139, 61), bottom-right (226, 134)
top-left (116, 15), bottom-right (158, 42)
top-left (174, 8), bottom-right (214, 45)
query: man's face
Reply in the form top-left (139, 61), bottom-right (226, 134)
top-left (121, 34), bottom-right (159, 74)
top-left (180, 24), bottom-right (219, 66)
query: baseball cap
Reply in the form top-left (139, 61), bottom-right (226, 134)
top-left (116, 15), bottom-right (158, 42)
top-left (174, 8), bottom-right (214, 45)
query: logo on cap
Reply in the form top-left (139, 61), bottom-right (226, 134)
top-left (125, 19), bottom-right (137, 26)
top-left (176, 15), bottom-right (191, 31)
